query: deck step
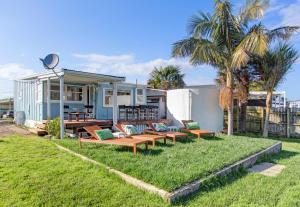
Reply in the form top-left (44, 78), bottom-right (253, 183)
top-left (29, 128), bottom-right (48, 136)
top-left (36, 123), bottom-right (46, 130)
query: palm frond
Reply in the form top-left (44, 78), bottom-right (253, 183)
top-left (232, 23), bottom-right (268, 69)
top-left (188, 11), bottom-right (214, 38)
top-left (252, 43), bottom-right (298, 91)
top-left (238, 0), bottom-right (269, 25)
top-left (172, 38), bottom-right (199, 58)
top-left (267, 26), bottom-right (300, 41)
top-left (213, 0), bottom-right (241, 49)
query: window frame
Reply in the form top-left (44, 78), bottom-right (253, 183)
top-left (103, 88), bottom-right (133, 107)
top-left (49, 83), bottom-right (84, 103)
top-left (136, 88), bottom-right (146, 105)
top-left (65, 85), bottom-right (83, 102)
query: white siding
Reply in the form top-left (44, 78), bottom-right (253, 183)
top-left (167, 86), bottom-right (223, 132)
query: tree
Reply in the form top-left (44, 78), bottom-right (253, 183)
top-left (172, 0), bottom-right (298, 135)
top-left (252, 43), bottom-right (298, 137)
top-left (147, 65), bottom-right (185, 90)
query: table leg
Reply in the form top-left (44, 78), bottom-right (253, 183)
top-left (133, 144), bottom-right (137, 156)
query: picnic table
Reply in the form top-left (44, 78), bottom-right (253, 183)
top-left (67, 112), bottom-right (87, 122)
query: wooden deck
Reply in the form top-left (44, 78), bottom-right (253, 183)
top-left (42, 119), bottom-right (113, 129)
top-left (64, 119), bottom-right (113, 129)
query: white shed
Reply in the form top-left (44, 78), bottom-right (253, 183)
top-left (167, 85), bottom-right (223, 132)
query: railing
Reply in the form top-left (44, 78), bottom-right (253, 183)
top-left (118, 105), bottom-right (159, 121)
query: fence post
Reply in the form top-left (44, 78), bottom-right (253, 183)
top-left (261, 107), bottom-right (265, 134)
top-left (287, 107), bottom-right (290, 138)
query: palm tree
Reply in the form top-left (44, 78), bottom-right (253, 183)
top-left (172, 0), bottom-right (298, 135)
top-left (147, 65), bottom-right (185, 90)
top-left (252, 43), bottom-right (298, 137)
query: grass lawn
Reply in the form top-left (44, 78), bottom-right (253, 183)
top-left (1, 134), bottom-right (300, 206)
top-left (0, 135), bottom-right (165, 207)
top-left (57, 134), bottom-right (277, 191)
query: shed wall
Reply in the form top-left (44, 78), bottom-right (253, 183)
top-left (167, 86), bottom-right (223, 132)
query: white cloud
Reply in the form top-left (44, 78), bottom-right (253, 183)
top-left (73, 53), bottom-right (196, 77)
top-left (274, 0), bottom-right (300, 26)
top-left (0, 63), bottom-right (35, 80)
top-left (73, 53), bottom-right (135, 64)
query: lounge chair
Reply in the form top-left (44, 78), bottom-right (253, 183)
top-left (79, 125), bottom-right (149, 156)
top-left (144, 122), bottom-right (188, 143)
top-left (115, 123), bottom-right (166, 147)
top-left (181, 120), bottom-right (215, 139)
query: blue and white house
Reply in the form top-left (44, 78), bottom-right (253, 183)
top-left (14, 69), bottom-right (147, 128)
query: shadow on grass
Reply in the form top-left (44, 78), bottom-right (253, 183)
top-left (202, 136), bottom-right (224, 141)
top-left (234, 133), bottom-right (300, 144)
top-left (268, 149), bottom-right (299, 162)
top-left (115, 147), bottom-right (164, 156)
top-left (173, 149), bottom-right (298, 206)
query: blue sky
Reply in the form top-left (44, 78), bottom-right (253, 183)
top-left (0, 0), bottom-right (299, 99)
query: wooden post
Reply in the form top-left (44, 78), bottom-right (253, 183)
top-left (261, 107), bottom-right (265, 134)
top-left (112, 82), bottom-right (118, 126)
top-left (47, 78), bottom-right (51, 120)
top-left (287, 107), bottom-right (290, 138)
top-left (59, 73), bottom-right (65, 139)
top-left (236, 103), bottom-right (239, 132)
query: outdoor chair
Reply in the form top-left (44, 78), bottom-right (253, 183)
top-left (144, 121), bottom-right (188, 143)
top-left (79, 125), bottom-right (149, 156)
top-left (115, 122), bottom-right (166, 147)
top-left (181, 120), bottom-right (215, 139)
top-left (84, 105), bottom-right (94, 119)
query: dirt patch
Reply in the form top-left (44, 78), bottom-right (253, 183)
top-left (0, 121), bottom-right (31, 137)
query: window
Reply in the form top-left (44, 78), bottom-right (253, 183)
top-left (66, 85), bottom-right (83, 102)
top-left (50, 84), bottom-right (60, 100)
top-left (50, 84), bottom-right (83, 102)
top-left (104, 89), bottom-right (113, 106)
top-left (103, 88), bottom-right (132, 107)
top-left (136, 88), bottom-right (145, 104)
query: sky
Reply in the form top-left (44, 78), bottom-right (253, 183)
top-left (0, 0), bottom-right (299, 100)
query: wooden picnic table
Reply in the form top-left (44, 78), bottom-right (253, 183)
top-left (68, 112), bottom-right (87, 122)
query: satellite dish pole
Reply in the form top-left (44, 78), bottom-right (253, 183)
top-left (40, 54), bottom-right (64, 139)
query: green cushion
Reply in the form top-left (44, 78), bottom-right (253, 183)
top-left (95, 129), bottom-right (113, 140)
top-left (186, 122), bottom-right (200, 130)
top-left (122, 125), bottom-right (139, 135)
top-left (152, 123), bottom-right (168, 132)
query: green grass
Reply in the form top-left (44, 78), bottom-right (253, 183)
top-left (181, 138), bottom-right (300, 207)
top-left (57, 135), bottom-right (277, 191)
top-left (0, 135), bottom-right (165, 207)
top-left (1, 135), bottom-right (300, 206)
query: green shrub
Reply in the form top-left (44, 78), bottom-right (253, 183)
top-left (45, 117), bottom-right (60, 138)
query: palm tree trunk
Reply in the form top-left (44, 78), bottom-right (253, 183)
top-left (227, 70), bottom-right (234, 136)
top-left (263, 91), bottom-right (273, 137)
top-left (239, 101), bottom-right (247, 133)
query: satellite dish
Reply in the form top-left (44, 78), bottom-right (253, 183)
top-left (40, 54), bottom-right (59, 70)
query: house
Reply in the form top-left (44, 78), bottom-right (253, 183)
top-left (0, 97), bottom-right (14, 117)
top-left (247, 91), bottom-right (286, 108)
top-left (14, 69), bottom-right (147, 128)
top-left (167, 85), bottom-right (224, 132)
top-left (289, 100), bottom-right (300, 108)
